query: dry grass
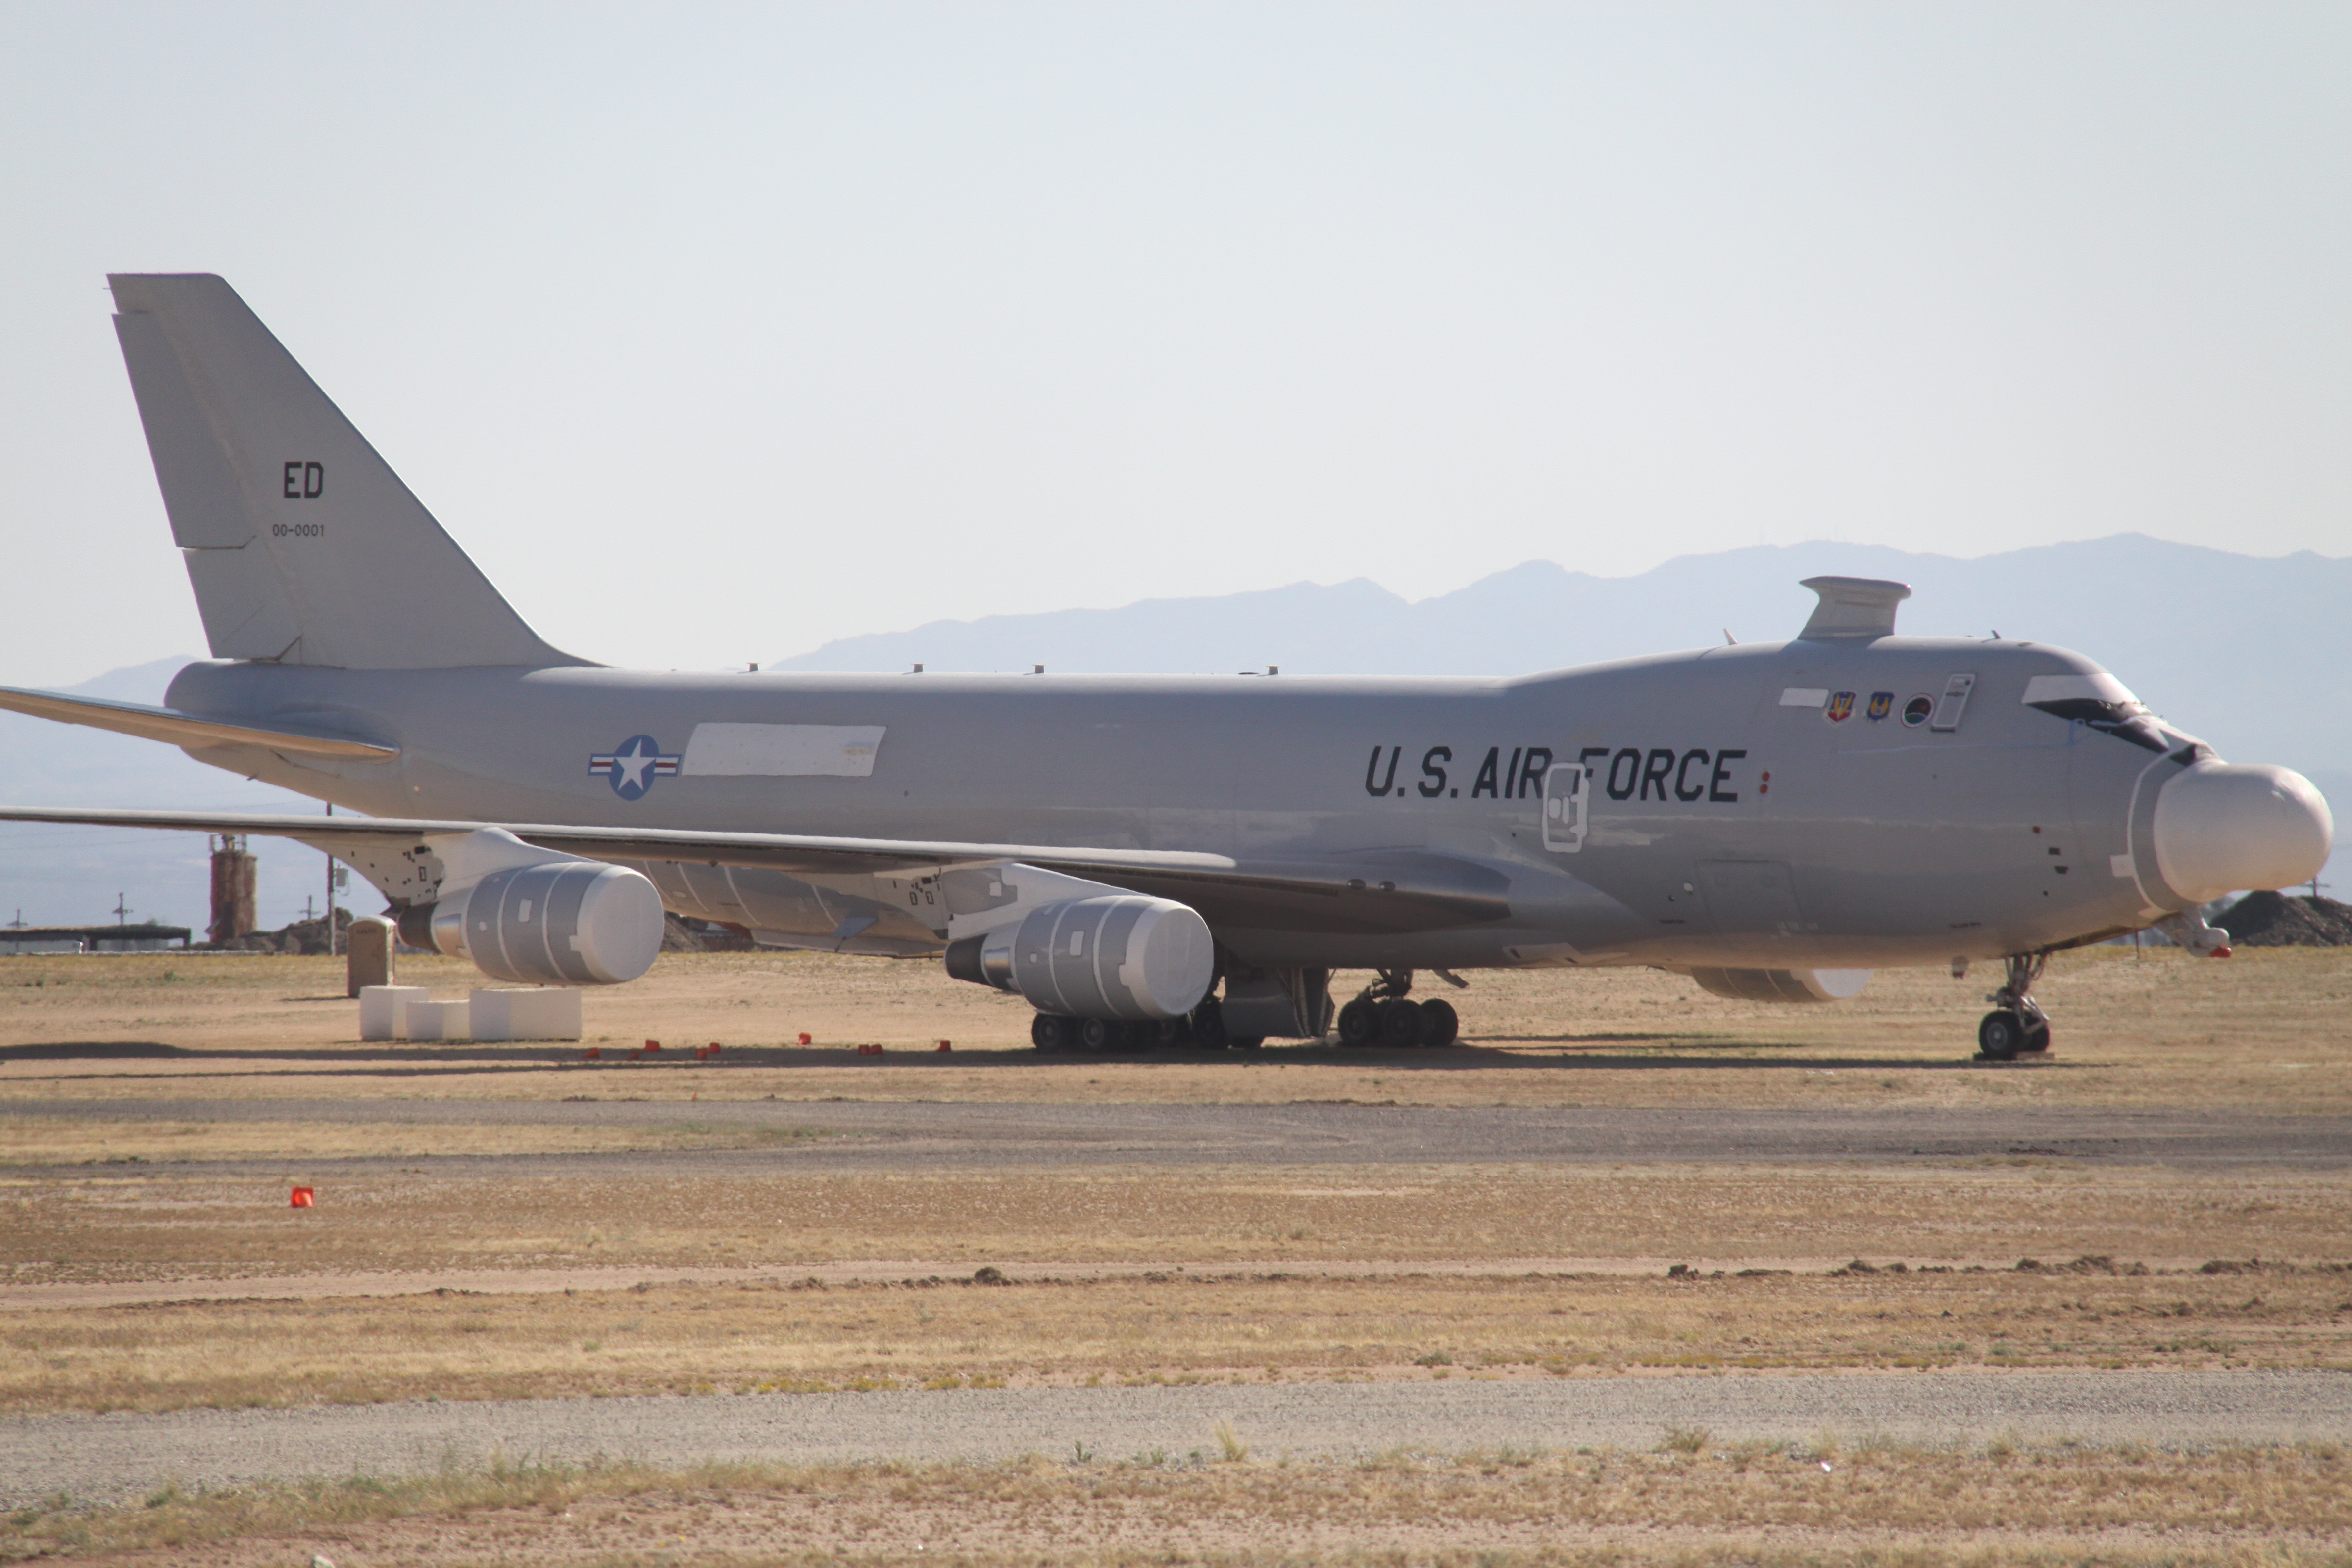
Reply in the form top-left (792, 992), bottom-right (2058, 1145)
top-left (2, 945), bottom-right (2349, 1114)
top-left (4, 947), bottom-right (2351, 1558)
top-left (6, 1443), bottom-right (2349, 1565)
top-left (8, 1161), bottom-right (2350, 1287)
top-left (3, 1262), bottom-right (2348, 1415)
top-left (0, 1116), bottom-right (826, 1165)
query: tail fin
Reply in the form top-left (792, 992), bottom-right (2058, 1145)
top-left (108, 274), bottom-right (581, 669)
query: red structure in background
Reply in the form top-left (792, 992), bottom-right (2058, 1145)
top-left (208, 833), bottom-right (256, 945)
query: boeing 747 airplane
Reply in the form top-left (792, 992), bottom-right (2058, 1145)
top-left (0, 276), bottom-right (2332, 1056)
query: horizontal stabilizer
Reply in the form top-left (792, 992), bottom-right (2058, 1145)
top-left (0, 685), bottom-right (398, 759)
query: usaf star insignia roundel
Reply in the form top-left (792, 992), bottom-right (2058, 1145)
top-left (588, 735), bottom-right (682, 800)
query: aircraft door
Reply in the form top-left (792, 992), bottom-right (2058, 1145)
top-left (1541, 757), bottom-right (1586, 853)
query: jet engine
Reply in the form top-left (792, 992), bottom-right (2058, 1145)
top-left (397, 860), bottom-right (665, 986)
top-left (1688, 967), bottom-right (1871, 1004)
top-left (944, 894), bottom-right (1213, 1020)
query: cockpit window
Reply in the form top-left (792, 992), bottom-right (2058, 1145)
top-left (2021, 672), bottom-right (2166, 752)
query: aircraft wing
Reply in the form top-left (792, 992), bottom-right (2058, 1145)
top-left (0, 806), bottom-right (1513, 931)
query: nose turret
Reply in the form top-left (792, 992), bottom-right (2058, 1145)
top-left (2151, 762), bottom-right (2335, 905)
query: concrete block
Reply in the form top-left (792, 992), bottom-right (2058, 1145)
top-left (402, 998), bottom-right (472, 1042)
top-left (359, 984), bottom-right (431, 1041)
top-left (346, 916), bottom-right (395, 997)
top-left (469, 987), bottom-right (583, 1042)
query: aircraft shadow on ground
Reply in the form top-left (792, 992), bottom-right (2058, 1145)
top-left (0, 1039), bottom-right (2045, 1076)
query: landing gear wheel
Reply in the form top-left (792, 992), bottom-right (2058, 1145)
top-left (1978, 1009), bottom-right (2026, 1061)
top-left (1149, 1017), bottom-right (1187, 1048)
top-left (1337, 998), bottom-right (1379, 1048)
top-left (1079, 1016), bottom-right (1116, 1051)
top-left (1031, 1013), bottom-right (1073, 1052)
top-left (1980, 951), bottom-right (2053, 1061)
top-left (1417, 997), bottom-right (1460, 1047)
top-left (1378, 998), bottom-right (1424, 1048)
top-left (1190, 999), bottom-right (1229, 1050)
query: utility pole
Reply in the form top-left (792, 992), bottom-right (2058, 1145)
top-left (325, 802), bottom-right (336, 957)
top-left (113, 892), bottom-right (131, 926)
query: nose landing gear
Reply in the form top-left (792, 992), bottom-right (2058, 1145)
top-left (1977, 952), bottom-right (2052, 1061)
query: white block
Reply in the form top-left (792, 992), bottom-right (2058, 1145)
top-left (402, 998), bottom-right (473, 1042)
top-left (469, 987), bottom-right (583, 1042)
top-left (359, 984), bottom-right (431, 1041)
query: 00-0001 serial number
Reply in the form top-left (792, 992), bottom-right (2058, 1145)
top-left (271, 522), bottom-right (325, 538)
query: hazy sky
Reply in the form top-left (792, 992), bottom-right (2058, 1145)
top-left (3, 2), bottom-right (2346, 686)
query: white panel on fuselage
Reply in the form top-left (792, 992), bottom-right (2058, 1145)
top-left (682, 723), bottom-right (885, 777)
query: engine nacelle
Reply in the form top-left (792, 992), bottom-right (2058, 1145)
top-left (397, 860), bottom-right (665, 986)
top-left (1688, 966), bottom-right (1871, 1004)
top-left (944, 894), bottom-right (1213, 1020)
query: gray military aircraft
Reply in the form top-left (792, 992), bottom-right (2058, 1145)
top-left (0, 275), bottom-right (2334, 1057)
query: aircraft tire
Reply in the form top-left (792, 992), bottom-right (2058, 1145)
top-left (1150, 1017), bottom-right (1187, 1048)
top-left (1080, 1016), bottom-right (1116, 1051)
top-left (1378, 998), bottom-right (1423, 1048)
top-left (1336, 998), bottom-right (1379, 1048)
top-left (1977, 1009), bottom-right (2026, 1061)
top-left (2021, 1017), bottom-right (2052, 1053)
top-left (1191, 999), bottom-right (1228, 1050)
top-left (1031, 1013), bottom-right (1073, 1052)
top-left (1418, 997), bottom-right (1460, 1047)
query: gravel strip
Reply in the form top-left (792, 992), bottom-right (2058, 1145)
top-left (5, 1371), bottom-right (2346, 1505)
top-left (6, 1100), bottom-right (2348, 1173)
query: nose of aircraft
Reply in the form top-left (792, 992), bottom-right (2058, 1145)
top-left (2150, 761), bottom-right (2335, 905)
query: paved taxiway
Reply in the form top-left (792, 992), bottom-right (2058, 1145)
top-left (6, 1098), bottom-right (2349, 1174)
top-left (6, 1372), bottom-right (2345, 1504)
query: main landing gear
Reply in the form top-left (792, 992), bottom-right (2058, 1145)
top-left (1030, 1001), bottom-right (1232, 1053)
top-left (1977, 952), bottom-right (2053, 1061)
top-left (1335, 969), bottom-right (1461, 1050)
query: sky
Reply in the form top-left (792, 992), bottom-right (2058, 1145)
top-left (2, 2), bottom-right (2348, 686)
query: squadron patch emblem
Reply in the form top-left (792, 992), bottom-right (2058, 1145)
top-left (1866, 690), bottom-right (1894, 722)
top-left (589, 735), bottom-right (681, 800)
top-left (1824, 691), bottom-right (1855, 724)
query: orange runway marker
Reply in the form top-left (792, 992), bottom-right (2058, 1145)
top-left (289, 1186), bottom-right (315, 1208)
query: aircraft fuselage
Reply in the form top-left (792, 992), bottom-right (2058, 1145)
top-left (165, 634), bottom-right (2193, 973)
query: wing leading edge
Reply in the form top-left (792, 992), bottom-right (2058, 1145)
top-left (0, 806), bottom-right (1515, 932)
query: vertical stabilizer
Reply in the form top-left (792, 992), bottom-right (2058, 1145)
top-left (108, 274), bottom-right (581, 669)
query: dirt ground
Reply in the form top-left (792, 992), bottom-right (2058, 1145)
top-left (1, 943), bottom-right (2348, 1113)
top-left (10, 1444), bottom-right (2352, 1567)
top-left (2, 947), bottom-right (2349, 1563)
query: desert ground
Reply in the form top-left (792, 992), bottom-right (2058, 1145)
top-left (1, 944), bottom-right (2348, 1564)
